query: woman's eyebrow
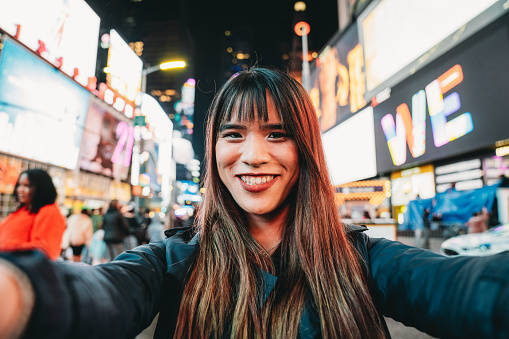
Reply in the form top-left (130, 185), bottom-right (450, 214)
top-left (261, 123), bottom-right (285, 130)
top-left (219, 123), bottom-right (246, 132)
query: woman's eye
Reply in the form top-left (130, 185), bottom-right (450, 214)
top-left (222, 132), bottom-right (243, 139)
top-left (268, 132), bottom-right (288, 139)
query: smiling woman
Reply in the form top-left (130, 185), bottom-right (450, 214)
top-left (183, 68), bottom-right (386, 338)
top-left (0, 68), bottom-right (509, 339)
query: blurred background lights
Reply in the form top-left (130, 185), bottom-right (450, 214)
top-left (141, 186), bottom-right (151, 196)
top-left (225, 30), bottom-right (231, 36)
top-left (294, 1), bottom-right (306, 11)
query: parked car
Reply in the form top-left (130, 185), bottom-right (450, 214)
top-left (440, 224), bottom-right (509, 256)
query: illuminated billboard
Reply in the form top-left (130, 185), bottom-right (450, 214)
top-left (106, 30), bottom-right (143, 103)
top-left (0, 0), bottom-right (100, 85)
top-left (359, 0), bottom-right (508, 99)
top-left (79, 96), bottom-right (134, 181)
top-left (322, 107), bottom-right (377, 185)
top-left (374, 16), bottom-right (509, 173)
top-left (0, 37), bottom-right (90, 169)
top-left (309, 22), bottom-right (367, 132)
top-left (139, 93), bottom-right (174, 206)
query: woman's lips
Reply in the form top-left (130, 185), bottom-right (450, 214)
top-left (237, 175), bottom-right (278, 192)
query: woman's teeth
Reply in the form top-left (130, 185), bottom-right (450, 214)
top-left (240, 175), bottom-right (275, 185)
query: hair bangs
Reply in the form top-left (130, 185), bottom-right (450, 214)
top-left (217, 74), bottom-right (272, 129)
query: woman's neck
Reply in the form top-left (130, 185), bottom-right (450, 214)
top-left (246, 205), bottom-right (287, 252)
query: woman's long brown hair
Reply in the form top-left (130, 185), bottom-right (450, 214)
top-left (174, 68), bottom-right (387, 338)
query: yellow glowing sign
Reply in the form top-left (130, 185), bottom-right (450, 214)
top-left (312, 43), bottom-right (367, 132)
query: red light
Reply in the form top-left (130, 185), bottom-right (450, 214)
top-left (294, 21), bottom-right (310, 36)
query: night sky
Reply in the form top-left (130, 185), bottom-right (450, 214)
top-left (85, 0), bottom-right (339, 160)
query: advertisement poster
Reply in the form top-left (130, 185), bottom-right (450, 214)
top-left (0, 0), bottom-right (100, 84)
top-left (309, 22), bottom-right (367, 132)
top-left (0, 37), bottom-right (90, 169)
top-left (106, 29), bottom-right (143, 102)
top-left (79, 96), bottom-right (134, 181)
top-left (373, 17), bottom-right (509, 174)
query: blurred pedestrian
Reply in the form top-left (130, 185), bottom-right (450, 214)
top-left (90, 208), bottom-right (103, 233)
top-left (466, 207), bottom-right (489, 233)
top-left (102, 199), bottom-right (129, 261)
top-left (122, 204), bottom-right (142, 249)
top-left (416, 208), bottom-right (431, 249)
top-left (65, 209), bottom-right (93, 262)
top-left (88, 227), bottom-right (108, 265)
top-left (0, 169), bottom-right (65, 260)
top-left (146, 213), bottom-right (165, 242)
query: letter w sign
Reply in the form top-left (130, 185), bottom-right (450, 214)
top-left (381, 65), bottom-right (473, 166)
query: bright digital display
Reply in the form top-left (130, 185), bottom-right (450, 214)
top-left (79, 96), bottom-right (134, 181)
top-left (381, 64), bottom-right (474, 166)
top-left (107, 30), bottom-right (143, 102)
top-left (322, 107), bottom-right (377, 185)
top-left (374, 16), bottom-right (509, 173)
top-left (140, 93), bottom-right (174, 206)
top-left (0, 0), bottom-right (100, 85)
top-left (309, 22), bottom-right (367, 132)
top-left (0, 38), bottom-right (90, 169)
top-left (359, 0), bottom-right (507, 99)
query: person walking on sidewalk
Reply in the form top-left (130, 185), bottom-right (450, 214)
top-left (65, 209), bottom-right (93, 262)
top-left (102, 200), bottom-right (129, 261)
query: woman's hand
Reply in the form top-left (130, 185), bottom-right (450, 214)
top-left (0, 260), bottom-right (34, 338)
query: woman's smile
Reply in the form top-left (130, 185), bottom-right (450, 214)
top-left (237, 175), bottom-right (279, 192)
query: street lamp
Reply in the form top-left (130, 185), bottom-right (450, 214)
top-left (141, 60), bottom-right (186, 93)
top-left (294, 21), bottom-right (311, 91)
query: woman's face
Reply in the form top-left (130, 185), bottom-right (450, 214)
top-left (215, 96), bottom-right (299, 219)
top-left (16, 174), bottom-right (33, 206)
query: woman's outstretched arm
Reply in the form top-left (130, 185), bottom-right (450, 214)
top-left (0, 242), bottom-right (168, 339)
top-left (368, 238), bottom-right (509, 338)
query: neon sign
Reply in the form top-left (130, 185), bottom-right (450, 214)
top-left (381, 64), bottom-right (474, 166)
top-left (98, 83), bottom-right (135, 118)
top-left (111, 121), bottom-right (134, 168)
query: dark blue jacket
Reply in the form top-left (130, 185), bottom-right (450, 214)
top-left (102, 208), bottom-right (129, 243)
top-left (2, 225), bottom-right (509, 338)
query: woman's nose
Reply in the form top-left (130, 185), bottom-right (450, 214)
top-left (240, 135), bottom-right (270, 166)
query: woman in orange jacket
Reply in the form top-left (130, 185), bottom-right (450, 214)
top-left (0, 169), bottom-right (65, 260)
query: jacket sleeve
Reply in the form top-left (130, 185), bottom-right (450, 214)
top-left (0, 241), bottom-right (168, 339)
top-left (368, 237), bottom-right (509, 339)
top-left (31, 205), bottom-right (66, 260)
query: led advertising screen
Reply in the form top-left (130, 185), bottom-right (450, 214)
top-left (140, 93), bottom-right (173, 206)
top-left (359, 0), bottom-right (507, 99)
top-left (0, 0), bottom-right (100, 85)
top-left (373, 16), bottom-right (509, 174)
top-left (106, 30), bottom-right (143, 103)
top-left (0, 37), bottom-right (90, 169)
top-left (322, 107), bottom-right (377, 185)
top-left (79, 96), bottom-right (134, 181)
top-left (309, 22), bottom-right (367, 132)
